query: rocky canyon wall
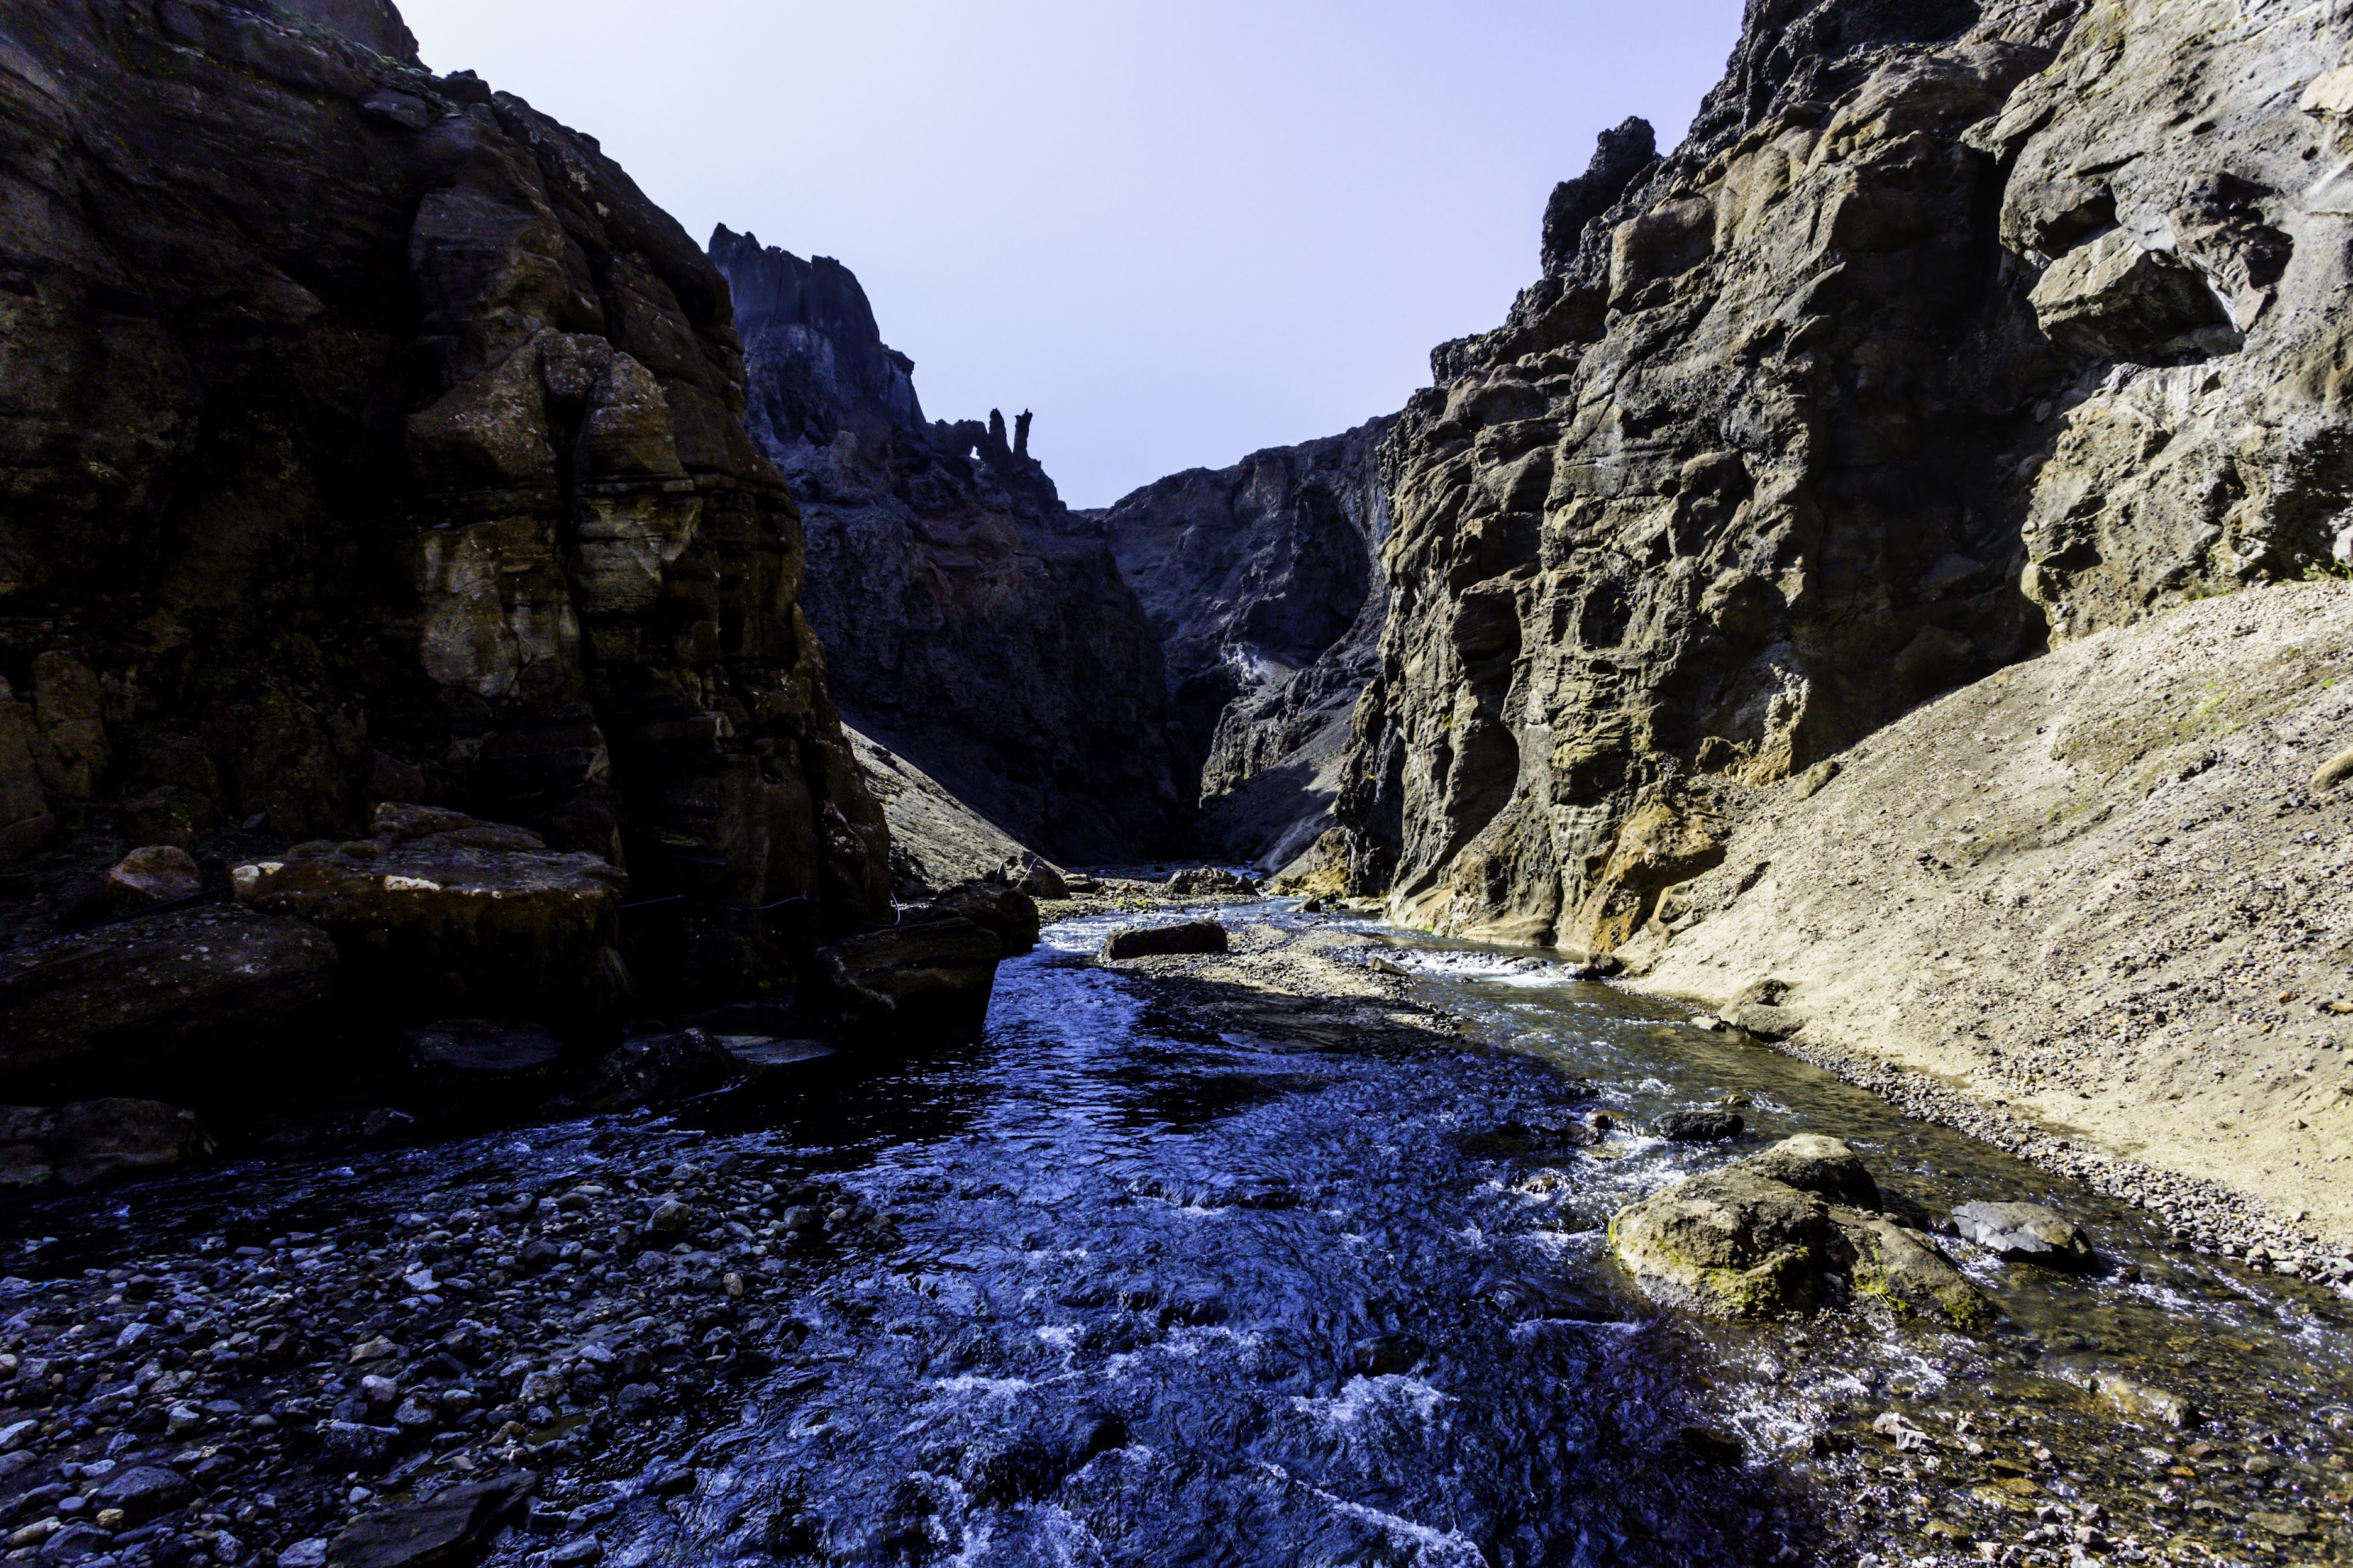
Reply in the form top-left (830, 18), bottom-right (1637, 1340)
top-left (1335, 0), bottom-right (2352, 951)
top-left (0, 0), bottom-right (890, 993)
top-left (1093, 422), bottom-right (1392, 868)
top-left (710, 228), bottom-right (1187, 864)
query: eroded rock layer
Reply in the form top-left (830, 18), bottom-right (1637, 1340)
top-left (710, 228), bottom-right (1185, 864)
top-left (1096, 422), bottom-right (1391, 868)
top-left (1337, 0), bottom-right (2352, 950)
top-left (0, 0), bottom-right (894, 991)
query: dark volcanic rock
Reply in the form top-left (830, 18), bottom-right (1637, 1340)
top-left (576, 1029), bottom-right (743, 1111)
top-left (1100, 920), bottom-right (1229, 961)
top-left (0, 2), bottom-right (890, 1002)
top-left (816, 918), bottom-right (1005, 1037)
top-left (1654, 1109), bottom-right (1745, 1144)
top-left (710, 227), bottom-right (1184, 863)
top-left (90, 1464), bottom-right (197, 1526)
top-left (1320, 0), bottom-right (2351, 952)
top-left (1097, 421), bottom-right (1392, 870)
top-left (0, 1100), bottom-right (214, 1190)
top-left (404, 1018), bottom-right (566, 1108)
top-left (0, 908), bottom-right (338, 1094)
top-left (326, 1471), bottom-right (534, 1568)
top-left (233, 805), bottom-right (629, 1027)
top-left (917, 884), bottom-right (1041, 959)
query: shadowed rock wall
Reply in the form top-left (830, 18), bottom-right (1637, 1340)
top-left (1336, 0), bottom-right (2352, 951)
top-left (710, 226), bottom-right (1187, 863)
top-left (0, 0), bottom-right (891, 993)
top-left (1093, 422), bottom-right (1392, 868)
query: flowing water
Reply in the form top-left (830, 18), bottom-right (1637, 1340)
top-left (20, 900), bottom-right (2353, 1565)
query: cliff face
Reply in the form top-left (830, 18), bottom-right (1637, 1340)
top-left (0, 1), bottom-right (890, 986)
top-left (1338, 0), bottom-right (2350, 950)
top-left (1095, 422), bottom-right (1391, 866)
top-left (710, 228), bottom-right (1186, 864)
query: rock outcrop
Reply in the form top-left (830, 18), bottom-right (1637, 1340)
top-left (1095, 422), bottom-right (1392, 869)
top-left (0, 0), bottom-right (889, 1001)
top-left (710, 228), bottom-right (1185, 863)
top-left (1330, 0), bottom-right (2351, 951)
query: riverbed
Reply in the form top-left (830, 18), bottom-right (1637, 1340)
top-left (2, 900), bottom-right (2348, 1567)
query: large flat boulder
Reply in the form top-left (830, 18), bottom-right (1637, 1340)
top-left (1100, 920), bottom-right (1229, 961)
top-left (234, 804), bottom-right (628, 1025)
top-left (0, 908), bottom-right (337, 1094)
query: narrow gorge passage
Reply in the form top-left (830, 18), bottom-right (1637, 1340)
top-left (14, 903), bottom-right (2349, 1567)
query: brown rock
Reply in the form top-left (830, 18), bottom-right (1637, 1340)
top-left (326, 1472), bottom-right (534, 1568)
top-left (915, 884), bottom-right (1040, 958)
top-left (232, 809), bottom-right (628, 1024)
top-left (105, 846), bottom-right (202, 907)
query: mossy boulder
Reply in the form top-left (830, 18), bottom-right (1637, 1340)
top-left (1608, 1135), bottom-right (1993, 1330)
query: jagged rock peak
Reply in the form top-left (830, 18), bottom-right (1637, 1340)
top-left (708, 229), bottom-right (1188, 862)
top-left (1539, 117), bottom-right (1656, 277)
top-left (711, 224), bottom-right (926, 434)
top-left (274, 0), bottom-right (419, 62)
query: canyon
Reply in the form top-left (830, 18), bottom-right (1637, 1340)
top-left (1, 0), bottom-right (2352, 1564)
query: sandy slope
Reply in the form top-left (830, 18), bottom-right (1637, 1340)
top-left (1621, 583), bottom-right (2353, 1253)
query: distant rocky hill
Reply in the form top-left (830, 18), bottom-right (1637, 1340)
top-left (1325, 0), bottom-right (2345, 950)
top-left (1091, 421), bottom-right (1390, 868)
top-left (0, 0), bottom-right (890, 994)
top-left (710, 228), bottom-right (1187, 864)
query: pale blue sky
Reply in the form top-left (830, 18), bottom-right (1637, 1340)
top-left (394, 1), bottom-right (1745, 506)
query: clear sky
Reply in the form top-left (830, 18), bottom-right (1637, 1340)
top-left (393, 1), bottom-right (1746, 507)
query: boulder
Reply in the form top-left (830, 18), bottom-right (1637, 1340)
top-left (1610, 1136), bottom-right (1991, 1328)
top-left (0, 1100), bottom-right (211, 1191)
top-left (1015, 861), bottom-right (1070, 900)
top-left (918, 884), bottom-right (1041, 957)
top-left (1654, 1109), bottom-right (1745, 1142)
top-left (104, 846), bottom-right (201, 907)
top-left (404, 1020), bottom-right (565, 1112)
top-left (816, 918), bottom-right (1005, 1037)
top-left (1100, 920), bottom-right (1230, 961)
top-left (1165, 867), bottom-right (1258, 897)
top-left (1951, 1201), bottom-right (2100, 1271)
top-left (0, 908), bottom-right (337, 1094)
top-left (1607, 1159), bottom-right (1839, 1318)
top-left (1727, 1003), bottom-right (1807, 1041)
top-left (1743, 1133), bottom-right (1883, 1209)
top-left (233, 805), bottom-right (629, 1026)
top-left (1845, 1215), bottom-right (1997, 1332)
top-left (326, 1472), bottom-right (534, 1568)
top-left (715, 1037), bottom-right (836, 1076)
top-left (575, 1030), bottom-right (745, 1112)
